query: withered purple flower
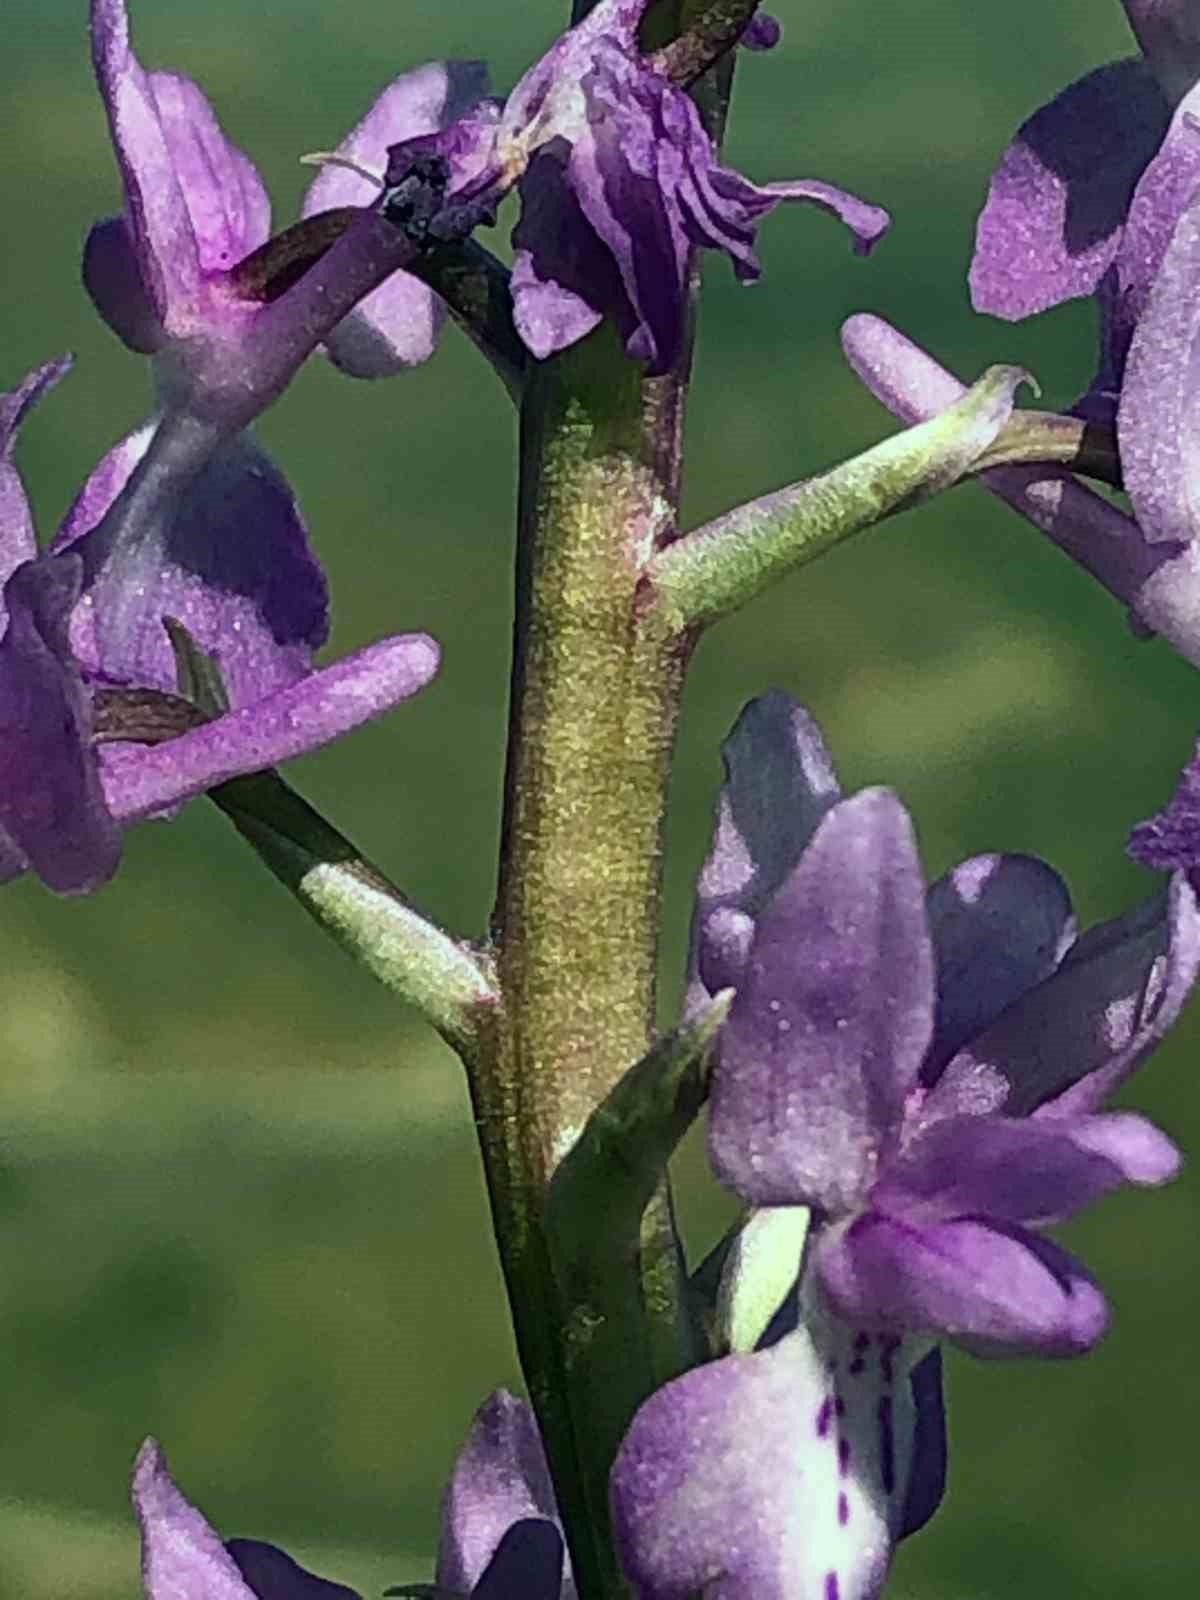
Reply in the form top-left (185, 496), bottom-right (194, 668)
top-left (0, 361), bottom-right (438, 893)
top-left (611, 692), bottom-right (1199, 1600)
top-left (383, 0), bottom-right (888, 373)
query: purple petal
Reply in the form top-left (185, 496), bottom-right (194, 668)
top-left (0, 557), bottom-right (120, 893)
top-left (1064, 1108), bottom-right (1181, 1184)
top-left (816, 1214), bottom-right (1108, 1355)
top-left (874, 1113), bottom-right (1135, 1225)
top-left (471, 1520), bottom-right (565, 1600)
top-left (90, 0), bottom-right (269, 334)
top-left (303, 62), bottom-right (491, 376)
top-left (1094, 80), bottom-right (1200, 420)
top-left (687, 691), bottom-right (841, 1010)
top-left (97, 632), bottom-right (439, 825)
top-left (709, 790), bottom-right (934, 1215)
top-left (0, 358), bottom-right (71, 590)
top-left (83, 215), bottom-right (162, 354)
top-left (511, 151), bottom-right (609, 361)
top-left (132, 1438), bottom-right (258, 1600)
top-left (955, 875), bottom-right (1200, 1117)
top-left (225, 1540), bottom-right (360, 1600)
top-left (970, 59), bottom-right (1169, 319)
top-left (1124, 0), bottom-right (1200, 103)
top-left (612, 1310), bottom-right (927, 1600)
top-left (1119, 98), bottom-right (1200, 546)
top-left (924, 853), bottom-right (1075, 1083)
top-left (56, 429), bottom-right (327, 703)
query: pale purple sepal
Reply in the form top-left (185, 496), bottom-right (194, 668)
top-left (839, 313), bottom-right (1200, 665)
top-left (1124, 0), bottom-right (1200, 102)
top-left (303, 62), bottom-right (492, 376)
top-left (709, 789), bottom-right (934, 1215)
top-left (54, 424), bottom-right (327, 702)
top-left (97, 632), bottom-right (439, 826)
top-left (435, 1390), bottom-right (572, 1599)
top-left (89, 0), bottom-right (271, 344)
top-left (133, 1438), bottom-right (359, 1600)
top-left (0, 557), bottom-right (121, 892)
top-left (612, 1295), bottom-right (929, 1600)
top-left (1118, 102), bottom-right (1200, 548)
top-left (969, 59), bottom-right (1168, 323)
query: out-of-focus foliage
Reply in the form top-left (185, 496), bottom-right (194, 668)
top-left (1, 3), bottom-right (1196, 1597)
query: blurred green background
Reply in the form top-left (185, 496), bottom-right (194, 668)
top-left (2, 2), bottom-right (1197, 1596)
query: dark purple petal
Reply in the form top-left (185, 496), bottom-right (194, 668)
top-left (303, 62), bottom-right (491, 376)
top-left (874, 1113), bottom-right (1134, 1226)
top-left (0, 557), bottom-right (120, 893)
top-left (612, 1311), bottom-right (927, 1600)
top-left (511, 148), bottom-right (611, 360)
top-left (1119, 100), bottom-right (1200, 546)
top-left (709, 790), bottom-right (934, 1215)
top-left (816, 1214), bottom-right (1108, 1356)
top-left (955, 875), bottom-right (1200, 1117)
top-left (0, 359), bottom-right (71, 591)
top-left (1124, 0), bottom-right (1200, 103)
top-left (96, 633), bottom-right (439, 826)
top-left (687, 691), bottom-right (841, 1010)
top-left (471, 1519), bottom-right (564, 1600)
top-left (55, 429), bottom-right (327, 703)
top-left (83, 215), bottom-right (162, 354)
top-left (1131, 739), bottom-right (1200, 867)
top-left (924, 853), bottom-right (1075, 1083)
top-left (436, 1391), bottom-right (568, 1596)
top-left (898, 1348), bottom-right (945, 1539)
top-left (132, 1438), bottom-right (258, 1600)
top-left (970, 59), bottom-right (1169, 320)
top-left (226, 1540), bottom-right (361, 1600)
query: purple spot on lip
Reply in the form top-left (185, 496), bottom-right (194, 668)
top-left (816, 1396), bottom-right (834, 1437)
top-left (879, 1394), bottom-right (895, 1495)
top-left (849, 1355), bottom-right (866, 1376)
top-left (880, 1338), bottom-right (899, 1383)
top-left (835, 1397), bottom-right (846, 1418)
top-left (838, 1436), bottom-right (851, 1476)
top-left (838, 1490), bottom-right (849, 1526)
top-left (825, 1573), bottom-right (841, 1600)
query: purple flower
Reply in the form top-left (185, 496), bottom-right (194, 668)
top-left (384, 0), bottom-right (888, 373)
top-left (0, 361), bottom-right (437, 893)
top-left (87, 0), bottom-right (486, 393)
top-left (611, 692), bottom-right (1199, 1600)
